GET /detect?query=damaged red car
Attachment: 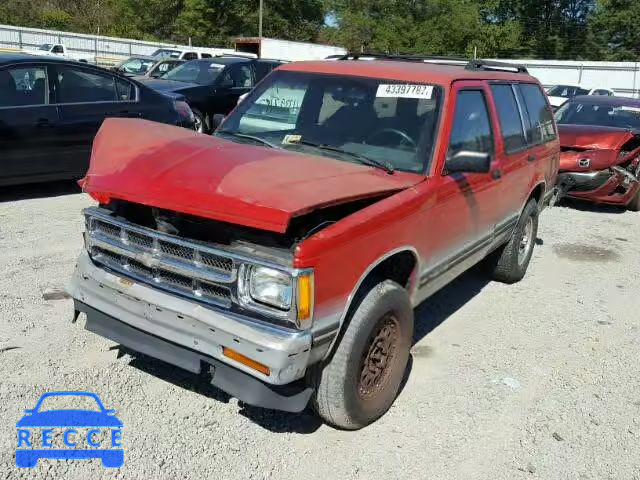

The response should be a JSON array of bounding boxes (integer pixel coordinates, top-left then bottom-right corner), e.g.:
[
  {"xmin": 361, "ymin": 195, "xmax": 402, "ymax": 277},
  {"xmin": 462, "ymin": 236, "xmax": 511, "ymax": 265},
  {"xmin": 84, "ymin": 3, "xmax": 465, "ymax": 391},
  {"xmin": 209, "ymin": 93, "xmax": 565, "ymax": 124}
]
[
  {"xmin": 555, "ymin": 96, "xmax": 640, "ymax": 210},
  {"xmin": 69, "ymin": 57, "xmax": 558, "ymax": 429}
]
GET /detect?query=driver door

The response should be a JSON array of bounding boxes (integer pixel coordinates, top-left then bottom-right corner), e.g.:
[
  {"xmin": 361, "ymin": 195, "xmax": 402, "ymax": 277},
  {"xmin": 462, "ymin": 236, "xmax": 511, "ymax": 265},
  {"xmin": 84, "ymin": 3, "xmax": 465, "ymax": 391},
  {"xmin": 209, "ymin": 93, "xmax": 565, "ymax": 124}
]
[{"xmin": 416, "ymin": 81, "xmax": 503, "ymax": 294}]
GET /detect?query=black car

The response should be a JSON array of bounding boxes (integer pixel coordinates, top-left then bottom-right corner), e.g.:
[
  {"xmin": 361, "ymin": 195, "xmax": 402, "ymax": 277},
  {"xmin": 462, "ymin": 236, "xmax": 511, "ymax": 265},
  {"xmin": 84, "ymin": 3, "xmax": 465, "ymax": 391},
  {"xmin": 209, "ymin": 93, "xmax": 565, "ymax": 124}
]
[
  {"xmin": 113, "ymin": 55, "xmax": 185, "ymax": 79},
  {"xmin": 0, "ymin": 53, "xmax": 195, "ymax": 187},
  {"xmin": 138, "ymin": 56, "xmax": 286, "ymax": 133}
]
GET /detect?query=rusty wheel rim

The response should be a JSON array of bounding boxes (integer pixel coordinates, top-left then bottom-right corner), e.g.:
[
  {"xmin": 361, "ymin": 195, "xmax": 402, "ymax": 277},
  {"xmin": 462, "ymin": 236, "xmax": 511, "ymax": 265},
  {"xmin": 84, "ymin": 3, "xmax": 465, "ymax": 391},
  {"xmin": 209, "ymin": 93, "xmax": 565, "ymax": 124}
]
[{"xmin": 358, "ymin": 314, "xmax": 401, "ymax": 400}]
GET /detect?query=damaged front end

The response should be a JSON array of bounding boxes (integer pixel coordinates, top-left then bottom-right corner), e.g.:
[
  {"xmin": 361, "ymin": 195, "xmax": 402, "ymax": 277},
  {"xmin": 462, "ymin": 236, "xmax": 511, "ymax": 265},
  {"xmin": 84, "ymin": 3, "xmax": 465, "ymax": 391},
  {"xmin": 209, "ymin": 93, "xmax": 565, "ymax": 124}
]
[{"xmin": 555, "ymin": 127, "xmax": 640, "ymax": 206}]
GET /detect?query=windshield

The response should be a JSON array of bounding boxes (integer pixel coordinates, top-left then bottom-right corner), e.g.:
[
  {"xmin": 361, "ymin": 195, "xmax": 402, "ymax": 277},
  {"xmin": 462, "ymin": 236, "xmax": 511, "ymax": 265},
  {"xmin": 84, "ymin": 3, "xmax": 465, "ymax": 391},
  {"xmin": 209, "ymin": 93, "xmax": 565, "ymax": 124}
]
[
  {"xmin": 547, "ymin": 85, "xmax": 590, "ymax": 98},
  {"xmin": 216, "ymin": 71, "xmax": 442, "ymax": 173},
  {"xmin": 38, "ymin": 44, "xmax": 53, "ymax": 51},
  {"xmin": 152, "ymin": 48, "xmax": 182, "ymax": 59},
  {"xmin": 161, "ymin": 60, "xmax": 225, "ymax": 85},
  {"xmin": 117, "ymin": 57, "xmax": 156, "ymax": 75},
  {"xmin": 555, "ymin": 101, "xmax": 640, "ymax": 129}
]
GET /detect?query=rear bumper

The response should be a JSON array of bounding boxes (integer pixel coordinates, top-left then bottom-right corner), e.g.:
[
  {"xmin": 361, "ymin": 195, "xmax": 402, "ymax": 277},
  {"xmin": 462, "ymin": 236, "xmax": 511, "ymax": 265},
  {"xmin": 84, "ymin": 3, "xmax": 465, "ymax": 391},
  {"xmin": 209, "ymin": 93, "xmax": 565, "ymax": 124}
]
[
  {"xmin": 556, "ymin": 168, "xmax": 639, "ymax": 206},
  {"xmin": 74, "ymin": 300, "xmax": 313, "ymax": 412}
]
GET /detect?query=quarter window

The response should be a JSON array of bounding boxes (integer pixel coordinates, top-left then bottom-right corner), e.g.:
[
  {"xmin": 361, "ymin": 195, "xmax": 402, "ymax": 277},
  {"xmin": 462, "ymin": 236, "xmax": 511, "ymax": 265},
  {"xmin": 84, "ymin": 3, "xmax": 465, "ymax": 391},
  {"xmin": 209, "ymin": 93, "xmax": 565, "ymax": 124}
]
[
  {"xmin": 0, "ymin": 66, "xmax": 48, "ymax": 107},
  {"xmin": 448, "ymin": 90, "xmax": 494, "ymax": 157},
  {"xmin": 518, "ymin": 83, "xmax": 556, "ymax": 144},
  {"xmin": 491, "ymin": 84, "xmax": 527, "ymax": 153}
]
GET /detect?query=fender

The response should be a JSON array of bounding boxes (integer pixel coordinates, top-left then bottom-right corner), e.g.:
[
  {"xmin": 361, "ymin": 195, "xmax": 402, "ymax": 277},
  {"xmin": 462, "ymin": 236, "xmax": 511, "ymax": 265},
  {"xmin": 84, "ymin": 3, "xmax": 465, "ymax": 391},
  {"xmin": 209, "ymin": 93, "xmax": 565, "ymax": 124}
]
[{"xmin": 321, "ymin": 246, "xmax": 420, "ymax": 361}]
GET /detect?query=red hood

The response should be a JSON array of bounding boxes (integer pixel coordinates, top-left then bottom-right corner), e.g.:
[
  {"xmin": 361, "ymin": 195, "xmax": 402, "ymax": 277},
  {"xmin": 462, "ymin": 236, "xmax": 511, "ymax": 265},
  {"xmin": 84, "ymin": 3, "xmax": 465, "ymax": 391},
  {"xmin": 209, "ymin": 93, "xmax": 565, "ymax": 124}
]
[
  {"xmin": 82, "ymin": 119, "xmax": 423, "ymax": 233},
  {"xmin": 558, "ymin": 124, "xmax": 636, "ymax": 150}
]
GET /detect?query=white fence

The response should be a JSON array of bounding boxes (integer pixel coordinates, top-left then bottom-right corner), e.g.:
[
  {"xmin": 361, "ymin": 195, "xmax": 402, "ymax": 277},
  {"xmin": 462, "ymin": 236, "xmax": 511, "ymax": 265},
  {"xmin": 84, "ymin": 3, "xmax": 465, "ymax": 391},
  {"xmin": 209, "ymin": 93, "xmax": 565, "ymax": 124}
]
[
  {"xmin": 514, "ymin": 59, "xmax": 640, "ymax": 98},
  {"xmin": 0, "ymin": 23, "xmax": 198, "ymax": 65}
]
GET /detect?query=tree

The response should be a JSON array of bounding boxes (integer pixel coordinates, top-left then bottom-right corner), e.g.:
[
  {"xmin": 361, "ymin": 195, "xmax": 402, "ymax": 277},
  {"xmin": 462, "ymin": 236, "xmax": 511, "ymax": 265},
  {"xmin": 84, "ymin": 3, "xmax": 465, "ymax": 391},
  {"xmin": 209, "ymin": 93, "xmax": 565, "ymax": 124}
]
[{"xmin": 590, "ymin": 0, "xmax": 640, "ymax": 60}]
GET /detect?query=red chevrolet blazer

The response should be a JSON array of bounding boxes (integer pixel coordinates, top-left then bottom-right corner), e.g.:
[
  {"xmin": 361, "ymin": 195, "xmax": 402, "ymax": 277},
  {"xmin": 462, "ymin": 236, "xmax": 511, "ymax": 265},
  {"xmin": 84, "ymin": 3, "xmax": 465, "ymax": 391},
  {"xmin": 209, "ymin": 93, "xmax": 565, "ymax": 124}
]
[{"xmin": 69, "ymin": 56, "xmax": 560, "ymax": 429}]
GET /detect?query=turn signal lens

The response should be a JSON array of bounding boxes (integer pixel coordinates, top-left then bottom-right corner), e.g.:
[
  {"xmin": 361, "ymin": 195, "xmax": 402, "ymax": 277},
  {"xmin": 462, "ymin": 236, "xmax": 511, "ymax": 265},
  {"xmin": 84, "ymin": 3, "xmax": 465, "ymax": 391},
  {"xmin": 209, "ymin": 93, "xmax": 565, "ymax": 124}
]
[
  {"xmin": 223, "ymin": 347, "xmax": 270, "ymax": 376},
  {"xmin": 296, "ymin": 273, "xmax": 313, "ymax": 322}
]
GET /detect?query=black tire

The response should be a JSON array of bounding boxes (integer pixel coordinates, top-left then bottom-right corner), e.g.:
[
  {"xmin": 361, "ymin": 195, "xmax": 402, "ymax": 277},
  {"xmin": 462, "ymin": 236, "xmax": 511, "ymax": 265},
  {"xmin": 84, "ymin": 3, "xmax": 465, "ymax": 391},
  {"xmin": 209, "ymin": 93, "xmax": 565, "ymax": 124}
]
[
  {"xmin": 192, "ymin": 108, "xmax": 208, "ymax": 133},
  {"xmin": 487, "ymin": 199, "xmax": 539, "ymax": 284},
  {"xmin": 627, "ymin": 188, "xmax": 640, "ymax": 212},
  {"xmin": 311, "ymin": 280, "xmax": 413, "ymax": 430}
]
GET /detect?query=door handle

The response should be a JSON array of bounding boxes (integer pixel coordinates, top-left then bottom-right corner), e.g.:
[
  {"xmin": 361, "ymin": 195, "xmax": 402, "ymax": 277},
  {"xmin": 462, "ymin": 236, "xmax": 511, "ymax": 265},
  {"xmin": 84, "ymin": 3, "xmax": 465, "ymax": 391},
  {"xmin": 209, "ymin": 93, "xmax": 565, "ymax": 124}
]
[
  {"xmin": 527, "ymin": 155, "xmax": 537, "ymax": 162},
  {"xmin": 491, "ymin": 169, "xmax": 502, "ymax": 180}
]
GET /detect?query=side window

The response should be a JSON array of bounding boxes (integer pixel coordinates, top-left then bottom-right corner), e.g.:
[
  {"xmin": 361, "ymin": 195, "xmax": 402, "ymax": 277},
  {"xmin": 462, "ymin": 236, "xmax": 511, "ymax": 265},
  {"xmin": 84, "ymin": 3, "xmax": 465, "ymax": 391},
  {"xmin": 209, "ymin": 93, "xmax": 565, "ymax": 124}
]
[
  {"xmin": 0, "ymin": 66, "xmax": 48, "ymax": 107},
  {"xmin": 593, "ymin": 89, "xmax": 611, "ymax": 96},
  {"xmin": 201, "ymin": 53, "xmax": 212, "ymax": 59},
  {"xmin": 183, "ymin": 52, "xmax": 198, "ymax": 60},
  {"xmin": 226, "ymin": 64, "xmax": 254, "ymax": 88},
  {"xmin": 56, "ymin": 66, "xmax": 118, "ymax": 103},
  {"xmin": 52, "ymin": 45, "xmax": 64, "ymax": 54},
  {"xmin": 115, "ymin": 77, "xmax": 135, "ymax": 101},
  {"xmin": 447, "ymin": 90, "xmax": 494, "ymax": 157},
  {"xmin": 490, "ymin": 84, "xmax": 527, "ymax": 153},
  {"xmin": 518, "ymin": 83, "xmax": 556, "ymax": 144}
]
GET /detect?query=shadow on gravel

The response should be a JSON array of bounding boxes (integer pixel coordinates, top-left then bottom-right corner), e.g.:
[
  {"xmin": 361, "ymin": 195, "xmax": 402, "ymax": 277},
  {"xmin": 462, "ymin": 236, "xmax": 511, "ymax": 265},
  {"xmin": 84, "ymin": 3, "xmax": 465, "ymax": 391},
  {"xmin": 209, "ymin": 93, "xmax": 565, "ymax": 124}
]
[
  {"xmin": 412, "ymin": 265, "xmax": 491, "ymax": 346},
  {"xmin": 0, "ymin": 180, "xmax": 81, "ymax": 203},
  {"xmin": 123, "ymin": 349, "xmax": 323, "ymax": 434},
  {"xmin": 557, "ymin": 198, "xmax": 627, "ymax": 214}
]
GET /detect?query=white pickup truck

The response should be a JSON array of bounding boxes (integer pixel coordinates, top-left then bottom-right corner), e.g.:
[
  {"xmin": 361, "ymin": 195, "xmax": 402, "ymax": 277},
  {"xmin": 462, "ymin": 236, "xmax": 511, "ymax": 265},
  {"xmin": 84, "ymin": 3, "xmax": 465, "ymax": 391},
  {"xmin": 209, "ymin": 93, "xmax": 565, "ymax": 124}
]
[{"xmin": 25, "ymin": 43, "xmax": 94, "ymax": 63}]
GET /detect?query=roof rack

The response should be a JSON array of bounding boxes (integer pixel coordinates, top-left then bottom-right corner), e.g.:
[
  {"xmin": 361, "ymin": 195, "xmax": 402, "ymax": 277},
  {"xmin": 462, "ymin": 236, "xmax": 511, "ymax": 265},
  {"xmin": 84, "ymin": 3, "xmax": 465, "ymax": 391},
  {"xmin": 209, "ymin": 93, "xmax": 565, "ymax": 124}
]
[
  {"xmin": 465, "ymin": 59, "xmax": 529, "ymax": 74},
  {"xmin": 338, "ymin": 52, "xmax": 529, "ymax": 74},
  {"xmin": 338, "ymin": 52, "xmax": 468, "ymax": 64}
]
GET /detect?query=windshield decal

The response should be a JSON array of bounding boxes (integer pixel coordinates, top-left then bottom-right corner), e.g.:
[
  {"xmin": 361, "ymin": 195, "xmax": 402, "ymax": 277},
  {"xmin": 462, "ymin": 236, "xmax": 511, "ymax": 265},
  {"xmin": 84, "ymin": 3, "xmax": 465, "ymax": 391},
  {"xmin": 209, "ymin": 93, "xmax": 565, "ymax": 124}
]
[
  {"xmin": 376, "ymin": 84, "xmax": 434, "ymax": 99},
  {"xmin": 209, "ymin": 63, "xmax": 225, "ymax": 69}
]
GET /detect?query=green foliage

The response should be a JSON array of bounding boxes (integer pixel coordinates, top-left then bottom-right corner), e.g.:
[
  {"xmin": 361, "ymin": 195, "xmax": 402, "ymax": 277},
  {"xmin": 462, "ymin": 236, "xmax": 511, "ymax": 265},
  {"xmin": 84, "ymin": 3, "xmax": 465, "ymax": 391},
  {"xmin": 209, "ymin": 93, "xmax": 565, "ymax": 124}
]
[{"xmin": 0, "ymin": 0, "xmax": 638, "ymax": 61}]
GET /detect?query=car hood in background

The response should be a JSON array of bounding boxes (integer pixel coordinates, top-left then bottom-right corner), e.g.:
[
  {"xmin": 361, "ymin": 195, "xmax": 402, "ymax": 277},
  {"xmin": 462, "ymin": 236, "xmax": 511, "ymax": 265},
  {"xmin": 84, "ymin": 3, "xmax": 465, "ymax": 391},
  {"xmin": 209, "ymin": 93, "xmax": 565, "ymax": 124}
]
[
  {"xmin": 81, "ymin": 119, "xmax": 424, "ymax": 233},
  {"xmin": 137, "ymin": 78, "xmax": 201, "ymax": 93},
  {"xmin": 547, "ymin": 96, "xmax": 569, "ymax": 108},
  {"xmin": 558, "ymin": 124, "xmax": 637, "ymax": 150}
]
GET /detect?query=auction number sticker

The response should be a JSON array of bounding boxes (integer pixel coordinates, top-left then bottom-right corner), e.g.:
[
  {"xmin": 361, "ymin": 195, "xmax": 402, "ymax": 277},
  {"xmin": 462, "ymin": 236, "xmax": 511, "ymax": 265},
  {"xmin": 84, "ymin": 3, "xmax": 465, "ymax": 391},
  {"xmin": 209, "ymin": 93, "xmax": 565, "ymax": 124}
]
[{"xmin": 377, "ymin": 84, "xmax": 434, "ymax": 99}]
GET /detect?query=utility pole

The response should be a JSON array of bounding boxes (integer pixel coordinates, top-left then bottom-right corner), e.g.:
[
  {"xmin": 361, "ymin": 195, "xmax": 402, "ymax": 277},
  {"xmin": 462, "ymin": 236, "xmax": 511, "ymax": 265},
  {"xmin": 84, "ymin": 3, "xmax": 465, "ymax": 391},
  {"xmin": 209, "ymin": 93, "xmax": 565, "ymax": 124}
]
[{"xmin": 259, "ymin": 0, "xmax": 264, "ymax": 38}]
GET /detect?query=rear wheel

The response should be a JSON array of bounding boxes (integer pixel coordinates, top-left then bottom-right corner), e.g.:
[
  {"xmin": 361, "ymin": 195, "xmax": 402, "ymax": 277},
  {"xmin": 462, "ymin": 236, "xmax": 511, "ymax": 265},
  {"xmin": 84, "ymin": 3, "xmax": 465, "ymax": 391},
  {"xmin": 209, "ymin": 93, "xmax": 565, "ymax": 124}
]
[
  {"xmin": 312, "ymin": 280, "xmax": 413, "ymax": 430},
  {"xmin": 487, "ymin": 199, "xmax": 539, "ymax": 284},
  {"xmin": 192, "ymin": 108, "xmax": 207, "ymax": 134},
  {"xmin": 627, "ymin": 187, "xmax": 640, "ymax": 212}
]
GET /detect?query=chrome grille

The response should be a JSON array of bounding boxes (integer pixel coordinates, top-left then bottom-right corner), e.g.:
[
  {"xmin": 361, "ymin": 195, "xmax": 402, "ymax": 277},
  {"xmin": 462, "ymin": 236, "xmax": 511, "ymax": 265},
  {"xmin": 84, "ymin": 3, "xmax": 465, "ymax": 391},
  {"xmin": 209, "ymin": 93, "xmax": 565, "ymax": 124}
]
[{"xmin": 85, "ymin": 210, "xmax": 236, "ymax": 309}]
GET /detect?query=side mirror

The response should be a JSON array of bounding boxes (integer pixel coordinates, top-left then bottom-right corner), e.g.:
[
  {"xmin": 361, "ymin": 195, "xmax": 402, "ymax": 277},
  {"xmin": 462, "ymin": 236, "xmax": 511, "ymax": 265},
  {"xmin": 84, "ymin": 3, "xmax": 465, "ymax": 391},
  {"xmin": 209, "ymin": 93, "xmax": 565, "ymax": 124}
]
[
  {"xmin": 211, "ymin": 114, "xmax": 225, "ymax": 131},
  {"xmin": 445, "ymin": 151, "xmax": 491, "ymax": 174}
]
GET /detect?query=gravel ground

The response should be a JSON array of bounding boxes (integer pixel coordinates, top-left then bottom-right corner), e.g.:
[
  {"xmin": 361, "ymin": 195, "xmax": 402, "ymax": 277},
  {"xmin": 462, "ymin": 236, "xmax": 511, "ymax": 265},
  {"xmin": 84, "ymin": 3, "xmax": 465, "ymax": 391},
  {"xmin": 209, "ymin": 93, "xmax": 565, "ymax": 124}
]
[{"xmin": 0, "ymin": 182, "xmax": 639, "ymax": 480}]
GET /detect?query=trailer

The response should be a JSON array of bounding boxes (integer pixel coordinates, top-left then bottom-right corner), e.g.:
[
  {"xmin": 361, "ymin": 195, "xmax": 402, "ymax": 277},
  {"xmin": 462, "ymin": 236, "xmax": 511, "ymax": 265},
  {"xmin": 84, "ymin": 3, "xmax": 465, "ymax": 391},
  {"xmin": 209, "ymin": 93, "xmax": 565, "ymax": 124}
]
[{"xmin": 235, "ymin": 37, "xmax": 346, "ymax": 62}]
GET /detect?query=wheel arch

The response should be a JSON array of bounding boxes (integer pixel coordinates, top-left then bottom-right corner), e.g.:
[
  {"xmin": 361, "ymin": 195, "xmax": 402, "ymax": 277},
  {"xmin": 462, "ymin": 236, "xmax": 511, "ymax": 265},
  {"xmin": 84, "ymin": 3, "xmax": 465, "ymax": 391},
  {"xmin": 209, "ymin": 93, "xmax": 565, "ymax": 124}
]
[{"xmin": 322, "ymin": 246, "xmax": 419, "ymax": 361}]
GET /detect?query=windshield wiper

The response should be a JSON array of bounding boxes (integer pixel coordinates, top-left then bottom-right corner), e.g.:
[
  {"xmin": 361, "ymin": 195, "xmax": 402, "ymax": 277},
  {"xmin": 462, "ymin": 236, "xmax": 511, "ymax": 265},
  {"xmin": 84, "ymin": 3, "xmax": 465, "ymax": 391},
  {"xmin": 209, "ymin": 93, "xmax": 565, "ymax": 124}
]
[
  {"xmin": 291, "ymin": 140, "xmax": 394, "ymax": 174},
  {"xmin": 217, "ymin": 131, "xmax": 280, "ymax": 149}
]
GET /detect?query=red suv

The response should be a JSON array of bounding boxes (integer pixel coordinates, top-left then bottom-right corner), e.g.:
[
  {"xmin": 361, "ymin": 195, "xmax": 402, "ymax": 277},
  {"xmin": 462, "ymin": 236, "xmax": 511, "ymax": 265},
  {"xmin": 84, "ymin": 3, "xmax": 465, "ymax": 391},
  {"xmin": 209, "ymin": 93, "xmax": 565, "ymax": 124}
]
[{"xmin": 69, "ymin": 55, "xmax": 559, "ymax": 429}]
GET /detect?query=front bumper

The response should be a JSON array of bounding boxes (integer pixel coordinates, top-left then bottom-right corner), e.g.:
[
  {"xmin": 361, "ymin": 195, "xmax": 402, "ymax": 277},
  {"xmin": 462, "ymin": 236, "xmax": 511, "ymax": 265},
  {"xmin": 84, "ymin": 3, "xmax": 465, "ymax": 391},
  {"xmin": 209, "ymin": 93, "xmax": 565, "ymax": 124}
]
[
  {"xmin": 69, "ymin": 251, "xmax": 314, "ymax": 396},
  {"xmin": 556, "ymin": 167, "xmax": 639, "ymax": 206}
]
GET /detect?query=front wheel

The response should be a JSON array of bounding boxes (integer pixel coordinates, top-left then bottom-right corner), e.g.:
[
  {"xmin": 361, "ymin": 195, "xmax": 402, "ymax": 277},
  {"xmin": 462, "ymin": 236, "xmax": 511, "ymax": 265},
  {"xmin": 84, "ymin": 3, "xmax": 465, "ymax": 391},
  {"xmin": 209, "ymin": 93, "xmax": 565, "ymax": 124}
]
[
  {"xmin": 311, "ymin": 280, "xmax": 413, "ymax": 430},
  {"xmin": 486, "ymin": 199, "xmax": 539, "ymax": 284}
]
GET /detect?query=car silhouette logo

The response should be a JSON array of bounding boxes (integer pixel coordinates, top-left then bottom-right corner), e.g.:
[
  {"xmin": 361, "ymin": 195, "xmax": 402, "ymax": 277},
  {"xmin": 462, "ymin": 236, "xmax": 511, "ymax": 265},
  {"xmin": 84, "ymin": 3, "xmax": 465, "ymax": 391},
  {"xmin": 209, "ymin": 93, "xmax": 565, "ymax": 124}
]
[{"xmin": 15, "ymin": 391, "xmax": 123, "ymax": 468}]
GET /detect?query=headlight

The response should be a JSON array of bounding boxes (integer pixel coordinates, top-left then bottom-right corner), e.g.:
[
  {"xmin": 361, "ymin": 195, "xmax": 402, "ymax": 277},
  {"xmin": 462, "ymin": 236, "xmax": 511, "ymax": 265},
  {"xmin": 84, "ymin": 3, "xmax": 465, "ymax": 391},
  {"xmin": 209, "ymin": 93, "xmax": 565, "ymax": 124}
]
[{"xmin": 247, "ymin": 266, "xmax": 293, "ymax": 310}]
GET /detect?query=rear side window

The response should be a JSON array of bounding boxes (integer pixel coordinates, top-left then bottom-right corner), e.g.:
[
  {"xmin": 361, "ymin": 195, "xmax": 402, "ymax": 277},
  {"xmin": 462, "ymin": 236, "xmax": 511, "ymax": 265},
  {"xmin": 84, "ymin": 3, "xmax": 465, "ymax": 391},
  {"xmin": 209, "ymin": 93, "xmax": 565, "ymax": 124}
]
[
  {"xmin": 518, "ymin": 84, "xmax": 556, "ymax": 144},
  {"xmin": 0, "ymin": 66, "xmax": 48, "ymax": 107},
  {"xmin": 448, "ymin": 90, "xmax": 494, "ymax": 157},
  {"xmin": 56, "ymin": 67, "xmax": 118, "ymax": 103},
  {"xmin": 201, "ymin": 53, "xmax": 212, "ymax": 59},
  {"xmin": 490, "ymin": 84, "xmax": 527, "ymax": 153},
  {"xmin": 183, "ymin": 52, "xmax": 198, "ymax": 60}
]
